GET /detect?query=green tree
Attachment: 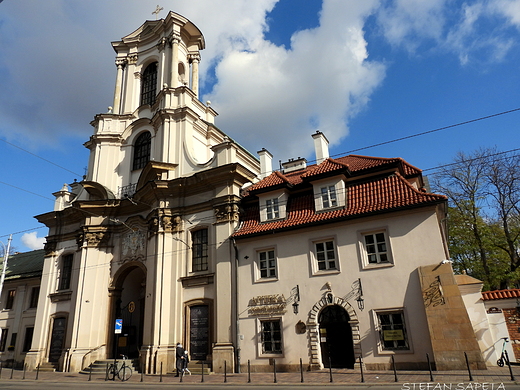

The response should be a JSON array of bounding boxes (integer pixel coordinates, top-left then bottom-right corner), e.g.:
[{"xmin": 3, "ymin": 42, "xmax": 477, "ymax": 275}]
[{"xmin": 433, "ymin": 148, "xmax": 520, "ymax": 290}]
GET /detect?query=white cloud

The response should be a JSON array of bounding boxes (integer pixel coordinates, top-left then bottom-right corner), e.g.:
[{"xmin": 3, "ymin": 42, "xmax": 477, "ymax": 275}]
[
  {"xmin": 206, "ymin": 0, "xmax": 385, "ymax": 161},
  {"xmin": 21, "ymin": 232, "xmax": 46, "ymax": 250},
  {"xmin": 375, "ymin": 0, "xmax": 520, "ymax": 66}
]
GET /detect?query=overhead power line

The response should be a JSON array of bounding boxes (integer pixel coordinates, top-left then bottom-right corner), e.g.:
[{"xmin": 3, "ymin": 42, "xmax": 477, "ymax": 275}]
[
  {"xmin": 337, "ymin": 107, "xmax": 520, "ymax": 157},
  {"xmin": 0, "ymin": 138, "xmax": 82, "ymax": 177}
]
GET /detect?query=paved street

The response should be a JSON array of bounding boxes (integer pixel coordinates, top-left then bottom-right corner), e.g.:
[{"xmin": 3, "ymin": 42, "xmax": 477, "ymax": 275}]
[{"xmin": 1, "ymin": 366, "xmax": 520, "ymax": 389}]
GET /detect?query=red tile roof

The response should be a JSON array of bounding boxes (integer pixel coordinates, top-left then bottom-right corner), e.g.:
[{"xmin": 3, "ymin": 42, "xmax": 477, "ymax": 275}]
[
  {"xmin": 482, "ymin": 289, "xmax": 520, "ymax": 301},
  {"xmin": 234, "ymin": 172, "xmax": 446, "ymax": 238}
]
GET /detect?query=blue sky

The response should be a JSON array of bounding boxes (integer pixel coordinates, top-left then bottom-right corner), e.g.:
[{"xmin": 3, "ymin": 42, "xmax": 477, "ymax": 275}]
[{"xmin": 1, "ymin": 0, "xmax": 519, "ymax": 252}]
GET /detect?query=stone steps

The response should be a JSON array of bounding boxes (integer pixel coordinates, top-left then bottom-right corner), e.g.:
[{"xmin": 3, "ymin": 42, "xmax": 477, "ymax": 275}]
[{"xmin": 79, "ymin": 359, "xmax": 139, "ymax": 375}]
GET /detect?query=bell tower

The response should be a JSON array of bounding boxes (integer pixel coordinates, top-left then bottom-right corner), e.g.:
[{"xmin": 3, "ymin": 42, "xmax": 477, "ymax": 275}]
[{"xmin": 84, "ymin": 12, "xmax": 256, "ymax": 199}]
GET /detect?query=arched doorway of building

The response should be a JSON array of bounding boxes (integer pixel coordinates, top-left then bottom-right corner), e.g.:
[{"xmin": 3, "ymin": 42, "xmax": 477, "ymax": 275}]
[
  {"xmin": 319, "ymin": 305, "xmax": 355, "ymax": 368},
  {"xmin": 110, "ymin": 264, "xmax": 146, "ymax": 359}
]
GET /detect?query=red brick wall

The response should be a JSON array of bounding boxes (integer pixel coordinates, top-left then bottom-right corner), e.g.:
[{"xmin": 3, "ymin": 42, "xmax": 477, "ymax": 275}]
[{"xmin": 502, "ymin": 308, "xmax": 520, "ymax": 360}]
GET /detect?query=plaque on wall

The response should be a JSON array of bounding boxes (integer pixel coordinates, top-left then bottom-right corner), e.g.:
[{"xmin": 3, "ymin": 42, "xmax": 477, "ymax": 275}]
[{"xmin": 190, "ymin": 305, "xmax": 209, "ymax": 361}]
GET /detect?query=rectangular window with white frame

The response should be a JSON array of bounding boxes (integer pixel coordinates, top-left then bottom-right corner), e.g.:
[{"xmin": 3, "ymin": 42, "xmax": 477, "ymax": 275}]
[
  {"xmin": 375, "ymin": 309, "xmax": 410, "ymax": 351},
  {"xmin": 266, "ymin": 198, "xmax": 279, "ymax": 220},
  {"xmin": 321, "ymin": 185, "xmax": 337, "ymax": 208},
  {"xmin": 360, "ymin": 229, "xmax": 393, "ymax": 268},
  {"xmin": 259, "ymin": 318, "xmax": 283, "ymax": 355},
  {"xmin": 257, "ymin": 249, "xmax": 277, "ymax": 279},
  {"xmin": 313, "ymin": 239, "xmax": 339, "ymax": 272}
]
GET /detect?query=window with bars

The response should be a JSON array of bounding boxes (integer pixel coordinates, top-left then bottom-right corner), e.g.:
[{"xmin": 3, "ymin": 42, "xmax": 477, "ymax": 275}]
[
  {"xmin": 59, "ymin": 254, "xmax": 73, "ymax": 291},
  {"xmin": 377, "ymin": 310, "xmax": 409, "ymax": 350},
  {"xmin": 260, "ymin": 319, "xmax": 282, "ymax": 354},
  {"xmin": 133, "ymin": 132, "xmax": 151, "ymax": 170},
  {"xmin": 364, "ymin": 232, "xmax": 390, "ymax": 264},
  {"xmin": 315, "ymin": 240, "xmax": 337, "ymax": 271},
  {"xmin": 140, "ymin": 62, "xmax": 158, "ymax": 106},
  {"xmin": 258, "ymin": 249, "xmax": 277, "ymax": 279},
  {"xmin": 192, "ymin": 229, "xmax": 209, "ymax": 272},
  {"xmin": 321, "ymin": 185, "xmax": 337, "ymax": 208}
]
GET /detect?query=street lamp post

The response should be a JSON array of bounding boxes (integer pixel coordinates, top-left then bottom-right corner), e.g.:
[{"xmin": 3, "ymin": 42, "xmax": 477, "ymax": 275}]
[{"xmin": 0, "ymin": 234, "xmax": 13, "ymax": 305}]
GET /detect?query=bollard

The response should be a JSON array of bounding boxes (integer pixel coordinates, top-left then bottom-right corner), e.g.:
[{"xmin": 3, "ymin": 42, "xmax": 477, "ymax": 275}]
[
  {"xmin": 300, "ymin": 358, "xmax": 304, "ymax": 383},
  {"xmin": 23, "ymin": 363, "xmax": 26, "ymax": 380},
  {"xmin": 359, "ymin": 355, "xmax": 364, "ymax": 383},
  {"xmin": 224, "ymin": 360, "xmax": 227, "ymax": 383},
  {"xmin": 105, "ymin": 362, "xmax": 109, "ymax": 381},
  {"xmin": 464, "ymin": 352, "xmax": 473, "ymax": 382},
  {"xmin": 391, "ymin": 355, "xmax": 398, "ymax": 382},
  {"xmin": 273, "ymin": 359, "xmax": 277, "ymax": 383},
  {"xmin": 505, "ymin": 350, "xmax": 515, "ymax": 381},
  {"xmin": 10, "ymin": 364, "xmax": 14, "ymax": 379},
  {"xmin": 329, "ymin": 356, "xmax": 333, "ymax": 383},
  {"xmin": 159, "ymin": 361, "xmax": 163, "ymax": 382},
  {"xmin": 141, "ymin": 364, "xmax": 144, "ymax": 382},
  {"xmin": 35, "ymin": 364, "xmax": 40, "ymax": 380},
  {"xmin": 0, "ymin": 361, "xmax": 2, "ymax": 379},
  {"xmin": 248, "ymin": 359, "xmax": 251, "ymax": 383},
  {"xmin": 201, "ymin": 360, "xmax": 205, "ymax": 383},
  {"xmin": 88, "ymin": 363, "xmax": 92, "ymax": 381},
  {"xmin": 426, "ymin": 353, "xmax": 434, "ymax": 382}
]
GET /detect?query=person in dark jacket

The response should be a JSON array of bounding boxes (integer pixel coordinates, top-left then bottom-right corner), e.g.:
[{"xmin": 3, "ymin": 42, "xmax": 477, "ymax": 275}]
[{"xmin": 175, "ymin": 343, "xmax": 185, "ymax": 376}]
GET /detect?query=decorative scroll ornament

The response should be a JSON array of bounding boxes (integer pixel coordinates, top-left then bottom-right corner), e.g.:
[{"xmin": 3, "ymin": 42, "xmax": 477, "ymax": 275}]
[
  {"xmin": 44, "ymin": 240, "xmax": 57, "ymax": 256},
  {"xmin": 85, "ymin": 231, "xmax": 110, "ymax": 247},
  {"xmin": 423, "ymin": 275, "xmax": 446, "ymax": 308},
  {"xmin": 214, "ymin": 203, "xmax": 239, "ymax": 223},
  {"xmin": 127, "ymin": 54, "xmax": 138, "ymax": 65}
]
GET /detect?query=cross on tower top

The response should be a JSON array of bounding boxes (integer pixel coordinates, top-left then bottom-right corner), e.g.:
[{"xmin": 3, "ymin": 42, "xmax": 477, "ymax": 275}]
[{"xmin": 152, "ymin": 5, "xmax": 163, "ymax": 20}]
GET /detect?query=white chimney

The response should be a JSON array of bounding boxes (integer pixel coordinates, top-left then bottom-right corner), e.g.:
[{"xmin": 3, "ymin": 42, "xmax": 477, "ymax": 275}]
[
  {"xmin": 312, "ymin": 131, "xmax": 329, "ymax": 164},
  {"xmin": 258, "ymin": 148, "xmax": 273, "ymax": 179}
]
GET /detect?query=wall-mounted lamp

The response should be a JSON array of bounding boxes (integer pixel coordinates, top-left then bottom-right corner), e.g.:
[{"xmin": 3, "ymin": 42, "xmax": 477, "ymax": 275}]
[
  {"xmin": 292, "ymin": 285, "xmax": 300, "ymax": 314},
  {"xmin": 356, "ymin": 278, "xmax": 365, "ymax": 311}
]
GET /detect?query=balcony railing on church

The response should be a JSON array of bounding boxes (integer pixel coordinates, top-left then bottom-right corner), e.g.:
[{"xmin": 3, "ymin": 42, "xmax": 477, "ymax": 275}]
[{"xmin": 117, "ymin": 183, "xmax": 137, "ymax": 199}]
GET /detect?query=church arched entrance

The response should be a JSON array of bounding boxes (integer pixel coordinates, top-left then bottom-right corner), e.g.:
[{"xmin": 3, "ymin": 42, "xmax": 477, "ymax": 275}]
[
  {"xmin": 318, "ymin": 305, "xmax": 355, "ymax": 368},
  {"xmin": 109, "ymin": 264, "xmax": 146, "ymax": 359}
]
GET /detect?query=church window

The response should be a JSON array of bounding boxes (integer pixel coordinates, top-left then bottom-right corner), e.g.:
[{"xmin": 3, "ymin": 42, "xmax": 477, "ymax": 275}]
[
  {"xmin": 133, "ymin": 132, "xmax": 151, "ymax": 170},
  {"xmin": 58, "ymin": 254, "xmax": 73, "ymax": 291},
  {"xmin": 140, "ymin": 62, "xmax": 158, "ymax": 106},
  {"xmin": 191, "ymin": 229, "xmax": 209, "ymax": 272}
]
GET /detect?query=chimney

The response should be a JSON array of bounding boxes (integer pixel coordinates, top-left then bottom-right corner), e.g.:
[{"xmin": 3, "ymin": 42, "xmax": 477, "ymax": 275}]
[
  {"xmin": 258, "ymin": 148, "xmax": 273, "ymax": 179},
  {"xmin": 312, "ymin": 131, "xmax": 329, "ymax": 164}
]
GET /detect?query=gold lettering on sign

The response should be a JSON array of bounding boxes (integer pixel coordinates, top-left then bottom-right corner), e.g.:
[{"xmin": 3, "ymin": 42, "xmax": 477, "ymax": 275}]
[{"xmin": 248, "ymin": 294, "xmax": 286, "ymax": 315}]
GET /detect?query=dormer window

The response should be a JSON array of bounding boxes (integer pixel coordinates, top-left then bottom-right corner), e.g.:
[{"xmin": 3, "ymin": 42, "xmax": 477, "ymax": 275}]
[
  {"xmin": 321, "ymin": 186, "xmax": 337, "ymax": 208},
  {"xmin": 266, "ymin": 199, "xmax": 279, "ymax": 219},
  {"xmin": 313, "ymin": 177, "xmax": 345, "ymax": 212},
  {"xmin": 259, "ymin": 191, "xmax": 287, "ymax": 222}
]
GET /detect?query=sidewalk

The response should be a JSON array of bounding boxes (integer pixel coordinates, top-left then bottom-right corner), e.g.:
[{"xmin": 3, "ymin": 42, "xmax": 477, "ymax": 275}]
[{"xmin": 0, "ymin": 366, "xmax": 519, "ymax": 386}]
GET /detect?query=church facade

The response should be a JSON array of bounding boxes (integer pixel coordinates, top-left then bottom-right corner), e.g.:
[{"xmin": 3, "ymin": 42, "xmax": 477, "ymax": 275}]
[{"xmin": 25, "ymin": 12, "xmax": 258, "ymax": 374}]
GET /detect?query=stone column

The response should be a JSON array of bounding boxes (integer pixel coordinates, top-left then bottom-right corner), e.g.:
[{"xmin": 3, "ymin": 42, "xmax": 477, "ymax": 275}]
[
  {"xmin": 169, "ymin": 34, "xmax": 180, "ymax": 88},
  {"xmin": 112, "ymin": 60, "xmax": 126, "ymax": 114},
  {"xmin": 189, "ymin": 54, "xmax": 200, "ymax": 97}
]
